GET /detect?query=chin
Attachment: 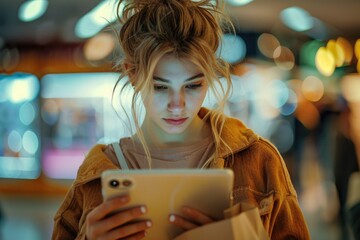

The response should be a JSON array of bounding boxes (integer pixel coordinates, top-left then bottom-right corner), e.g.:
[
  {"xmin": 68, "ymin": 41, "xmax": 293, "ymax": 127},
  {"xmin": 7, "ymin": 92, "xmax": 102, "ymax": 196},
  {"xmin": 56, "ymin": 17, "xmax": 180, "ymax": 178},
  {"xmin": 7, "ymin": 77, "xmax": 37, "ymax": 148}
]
[{"xmin": 162, "ymin": 125, "xmax": 188, "ymax": 135}]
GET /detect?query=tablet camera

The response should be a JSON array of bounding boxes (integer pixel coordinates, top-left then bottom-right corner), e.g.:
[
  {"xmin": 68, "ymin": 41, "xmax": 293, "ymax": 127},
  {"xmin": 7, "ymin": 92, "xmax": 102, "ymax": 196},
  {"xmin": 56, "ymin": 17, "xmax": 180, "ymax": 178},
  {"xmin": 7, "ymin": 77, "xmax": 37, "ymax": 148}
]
[
  {"xmin": 109, "ymin": 179, "xmax": 120, "ymax": 188},
  {"xmin": 122, "ymin": 179, "xmax": 132, "ymax": 187}
]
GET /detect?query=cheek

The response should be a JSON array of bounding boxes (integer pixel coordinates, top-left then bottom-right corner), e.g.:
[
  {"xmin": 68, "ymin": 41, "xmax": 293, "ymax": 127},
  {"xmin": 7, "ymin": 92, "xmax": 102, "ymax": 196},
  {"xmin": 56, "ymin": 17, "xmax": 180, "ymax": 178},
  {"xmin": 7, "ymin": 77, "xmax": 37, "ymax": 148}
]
[
  {"xmin": 147, "ymin": 94, "xmax": 167, "ymax": 111},
  {"xmin": 187, "ymin": 89, "xmax": 207, "ymax": 106}
]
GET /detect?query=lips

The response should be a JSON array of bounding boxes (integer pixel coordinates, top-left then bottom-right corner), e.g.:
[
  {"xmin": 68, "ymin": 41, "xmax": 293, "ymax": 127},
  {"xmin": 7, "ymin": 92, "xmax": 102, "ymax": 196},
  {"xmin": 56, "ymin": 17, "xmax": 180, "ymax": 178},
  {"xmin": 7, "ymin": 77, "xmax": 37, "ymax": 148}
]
[{"xmin": 163, "ymin": 118, "xmax": 188, "ymax": 125}]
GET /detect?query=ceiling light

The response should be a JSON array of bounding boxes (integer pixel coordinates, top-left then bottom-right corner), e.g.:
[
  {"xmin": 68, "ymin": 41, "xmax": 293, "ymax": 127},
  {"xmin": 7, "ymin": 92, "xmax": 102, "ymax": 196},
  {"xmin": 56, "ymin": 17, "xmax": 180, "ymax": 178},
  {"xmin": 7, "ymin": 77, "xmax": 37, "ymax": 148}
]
[
  {"xmin": 280, "ymin": 6, "xmax": 314, "ymax": 32},
  {"xmin": 226, "ymin": 0, "xmax": 253, "ymax": 6},
  {"xmin": 75, "ymin": 0, "xmax": 122, "ymax": 39},
  {"xmin": 18, "ymin": 0, "xmax": 48, "ymax": 22}
]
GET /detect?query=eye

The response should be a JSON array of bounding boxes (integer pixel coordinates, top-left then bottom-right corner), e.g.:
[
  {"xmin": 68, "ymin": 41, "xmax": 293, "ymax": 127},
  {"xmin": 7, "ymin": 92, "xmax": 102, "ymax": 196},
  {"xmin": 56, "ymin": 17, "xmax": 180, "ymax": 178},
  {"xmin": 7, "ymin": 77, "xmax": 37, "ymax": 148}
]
[
  {"xmin": 185, "ymin": 83, "xmax": 203, "ymax": 89},
  {"xmin": 154, "ymin": 84, "xmax": 168, "ymax": 91}
]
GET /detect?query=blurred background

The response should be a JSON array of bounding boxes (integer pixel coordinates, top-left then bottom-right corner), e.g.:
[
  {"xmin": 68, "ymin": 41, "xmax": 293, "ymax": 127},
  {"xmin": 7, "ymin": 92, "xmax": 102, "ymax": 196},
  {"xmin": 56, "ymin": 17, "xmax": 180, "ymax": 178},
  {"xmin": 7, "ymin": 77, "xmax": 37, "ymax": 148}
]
[{"xmin": 1, "ymin": 0, "xmax": 360, "ymax": 239}]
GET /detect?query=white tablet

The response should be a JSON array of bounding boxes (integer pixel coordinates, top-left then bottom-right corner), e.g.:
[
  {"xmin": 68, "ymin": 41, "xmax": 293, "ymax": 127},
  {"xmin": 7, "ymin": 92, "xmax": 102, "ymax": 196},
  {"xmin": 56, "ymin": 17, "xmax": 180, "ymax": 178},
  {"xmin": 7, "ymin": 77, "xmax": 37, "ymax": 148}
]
[{"xmin": 101, "ymin": 169, "xmax": 234, "ymax": 240}]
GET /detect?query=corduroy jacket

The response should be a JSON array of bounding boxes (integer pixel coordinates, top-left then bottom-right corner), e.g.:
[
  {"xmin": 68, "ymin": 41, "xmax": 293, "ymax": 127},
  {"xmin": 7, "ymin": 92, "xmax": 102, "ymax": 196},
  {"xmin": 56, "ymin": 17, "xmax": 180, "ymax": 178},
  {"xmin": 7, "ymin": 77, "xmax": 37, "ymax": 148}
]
[{"xmin": 52, "ymin": 108, "xmax": 310, "ymax": 239}]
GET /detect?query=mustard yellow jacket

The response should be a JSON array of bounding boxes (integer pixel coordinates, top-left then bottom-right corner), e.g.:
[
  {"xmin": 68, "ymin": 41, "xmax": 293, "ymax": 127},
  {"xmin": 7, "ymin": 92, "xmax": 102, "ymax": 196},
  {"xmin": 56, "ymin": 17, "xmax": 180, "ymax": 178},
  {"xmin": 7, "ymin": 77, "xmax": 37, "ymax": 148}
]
[{"xmin": 52, "ymin": 108, "xmax": 310, "ymax": 239}]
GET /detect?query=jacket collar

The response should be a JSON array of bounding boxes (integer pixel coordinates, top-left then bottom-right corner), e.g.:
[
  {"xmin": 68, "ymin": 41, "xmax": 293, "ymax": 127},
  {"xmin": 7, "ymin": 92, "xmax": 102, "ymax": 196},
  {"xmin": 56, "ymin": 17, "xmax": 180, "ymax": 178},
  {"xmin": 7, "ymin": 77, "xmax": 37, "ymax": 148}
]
[
  {"xmin": 75, "ymin": 108, "xmax": 258, "ymax": 185},
  {"xmin": 198, "ymin": 107, "xmax": 258, "ymax": 158}
]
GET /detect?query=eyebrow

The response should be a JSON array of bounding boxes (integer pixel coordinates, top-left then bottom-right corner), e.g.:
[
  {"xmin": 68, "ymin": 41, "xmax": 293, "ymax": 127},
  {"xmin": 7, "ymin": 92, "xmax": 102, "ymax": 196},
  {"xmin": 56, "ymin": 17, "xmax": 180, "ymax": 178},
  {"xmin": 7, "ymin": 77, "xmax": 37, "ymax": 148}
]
[{"xmin": 153, "ymin": 73, "xmax": 204, "ymax": 83}]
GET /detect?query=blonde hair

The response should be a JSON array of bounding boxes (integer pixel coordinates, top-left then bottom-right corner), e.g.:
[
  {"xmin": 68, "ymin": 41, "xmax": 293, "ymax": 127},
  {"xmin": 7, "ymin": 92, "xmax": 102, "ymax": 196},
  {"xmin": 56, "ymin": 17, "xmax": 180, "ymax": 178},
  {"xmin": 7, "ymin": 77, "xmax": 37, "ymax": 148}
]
[{"xmin": 113, "ymin": 0, "xmax": 233, "ymax": 167}]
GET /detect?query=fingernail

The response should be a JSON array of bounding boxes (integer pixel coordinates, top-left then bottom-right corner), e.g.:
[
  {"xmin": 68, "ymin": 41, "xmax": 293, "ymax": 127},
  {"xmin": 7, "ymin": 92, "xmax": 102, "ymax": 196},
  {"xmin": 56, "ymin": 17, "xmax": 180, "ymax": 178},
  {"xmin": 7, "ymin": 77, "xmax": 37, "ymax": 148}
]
[
  {"xmin": 169, "ymin": 214, "xmax": 176, "ymax": 222},
  {"xmin": 140, "ymin": 206, "xmax": 147, "ymax": 214},
  {"xmin": 146, "ymin": 220, "xmax": 152, "ymax": 227}
]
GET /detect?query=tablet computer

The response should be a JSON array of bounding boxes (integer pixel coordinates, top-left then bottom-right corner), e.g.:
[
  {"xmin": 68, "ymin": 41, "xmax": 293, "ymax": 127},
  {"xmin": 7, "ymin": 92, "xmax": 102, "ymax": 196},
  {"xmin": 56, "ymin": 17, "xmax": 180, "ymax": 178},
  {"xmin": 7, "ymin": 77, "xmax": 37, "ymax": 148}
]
[{"xmin": 101, "ymin": 169, "xmax": 234, "ymax": 240}]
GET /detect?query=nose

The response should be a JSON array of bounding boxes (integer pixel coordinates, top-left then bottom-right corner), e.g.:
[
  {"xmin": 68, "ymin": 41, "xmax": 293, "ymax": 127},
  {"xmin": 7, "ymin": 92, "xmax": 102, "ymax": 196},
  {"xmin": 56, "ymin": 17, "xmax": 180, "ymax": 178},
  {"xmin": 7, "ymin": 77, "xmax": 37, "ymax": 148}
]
[{"xmin": 167, "ymin": 89, "xmax": 185, "ymax": 113}]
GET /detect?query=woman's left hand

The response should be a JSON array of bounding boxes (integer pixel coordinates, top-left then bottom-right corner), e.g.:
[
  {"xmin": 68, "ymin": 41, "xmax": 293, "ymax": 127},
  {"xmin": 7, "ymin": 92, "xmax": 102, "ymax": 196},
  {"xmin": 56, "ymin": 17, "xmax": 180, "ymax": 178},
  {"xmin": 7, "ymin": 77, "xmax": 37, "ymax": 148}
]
[{"xmin": 168, "ymin": 206, "xmax": 215, "ymax": 230}]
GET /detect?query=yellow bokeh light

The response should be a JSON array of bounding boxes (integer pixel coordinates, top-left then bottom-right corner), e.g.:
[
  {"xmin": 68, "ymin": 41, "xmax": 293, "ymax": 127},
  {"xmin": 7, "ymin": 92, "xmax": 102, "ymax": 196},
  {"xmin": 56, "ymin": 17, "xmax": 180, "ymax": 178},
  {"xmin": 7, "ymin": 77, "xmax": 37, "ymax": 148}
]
[
  {"xmin": 315, "ymin": 46, "xmax": 335, "ymax": 77},
  {"xmin": 301, "ymin": 76, "xmax": 324, "ymax": 102},
  {"xmin": 327, "ymin": 39, "xmax": 345, "ymax": 67},
  {"xmin": 337, "ymin": 37, "xmax": 353, "ymax": 64},
  {"xmin": 257, "ymin": 33, "xmax": 280, "ymax": 59},
  {"xmin": 273, "ymin": 46, "xmax": 295, "ymax": 70},
  {"xmin": 358, "ymin": 60, "xmax": 360, "ymax": 73},
  {"xmin": 355, "ymin": 39, "xmax": 360, "ymax": 60}
]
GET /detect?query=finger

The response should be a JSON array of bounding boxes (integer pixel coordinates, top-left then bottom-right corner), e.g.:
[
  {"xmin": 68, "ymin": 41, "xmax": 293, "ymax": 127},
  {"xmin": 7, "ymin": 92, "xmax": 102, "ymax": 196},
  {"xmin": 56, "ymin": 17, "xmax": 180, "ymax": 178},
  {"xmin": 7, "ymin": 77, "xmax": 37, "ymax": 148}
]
[
  {"xmin": 101, "ymin": 221, "xmax": 152, "ymax": 240},
  {"xmin": 168, "ymin": 214, "xmax": 198, "ymax": 230},
  {"xmin": 94, "ymin": 205, "xmax": 148, "ymax": 234},
  {"xmin": 181, "ymin": 206, "xmax": 214, "ymax": 225},
  {"xmin": 87, "ymin": 195, "xmax": 130, "ymax": 224},
  {"xmin": 123, "ymin": 231, "xmax": 147, "ymax": 240}
]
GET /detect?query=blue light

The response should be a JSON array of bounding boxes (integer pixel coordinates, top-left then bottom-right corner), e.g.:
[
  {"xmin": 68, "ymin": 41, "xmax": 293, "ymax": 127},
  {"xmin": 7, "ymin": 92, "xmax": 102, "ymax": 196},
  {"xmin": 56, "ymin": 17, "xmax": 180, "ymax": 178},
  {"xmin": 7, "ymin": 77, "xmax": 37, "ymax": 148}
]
[
  {"xmin": 280, "ymin": 89, "xmax": 298, "ymax": 116},
  {"xmin": 226, "ymin": 0, "xmax": 253, "ymax": 6},
  {"xmin": 18, "ymin": 0, "xmax": 48, "ymax": 22},
  {"xmin": 23, "ymin": 131, "xmax": 39, "ymax": 155},
  {"xmin": 216, "ymin": 34, "xmax": 247, "ymax": 64},
  {"xmin": 7, "ymin": 73, "xmax": 40, "ymax": 103},
  {"xmin": 8, "ymin": 130, "xmax": 22, "ymax": 152},
  {"xmin": 267, "ymin": 80, "xmax": 289, "ymax": 108},
  {"xmin": 280, "ymin": 7, "xmax": 314, "ymax": 32},
  {"xmin": 19, "ymin": 102, "xmax": 36, "ymax": 125},
  {"xmin": 75, "ymin": 0, "xmax": 121, "ymax": 38}
]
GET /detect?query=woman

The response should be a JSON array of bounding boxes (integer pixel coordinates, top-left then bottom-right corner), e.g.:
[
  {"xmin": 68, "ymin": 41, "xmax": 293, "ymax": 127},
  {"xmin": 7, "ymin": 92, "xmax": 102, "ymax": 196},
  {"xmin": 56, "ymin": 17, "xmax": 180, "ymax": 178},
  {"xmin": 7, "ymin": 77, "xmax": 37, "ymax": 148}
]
[{"xmin": 52, "ymin": 0, "xmax": 310, "ymax": 239}]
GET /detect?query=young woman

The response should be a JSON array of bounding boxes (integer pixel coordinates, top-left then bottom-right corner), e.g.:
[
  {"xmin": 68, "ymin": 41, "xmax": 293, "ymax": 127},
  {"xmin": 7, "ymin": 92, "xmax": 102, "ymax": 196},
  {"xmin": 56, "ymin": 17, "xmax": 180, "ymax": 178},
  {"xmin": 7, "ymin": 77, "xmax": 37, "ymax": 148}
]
[{"xmin": 52, "ymin": 0, "xmax": 310, "ymax": 239}]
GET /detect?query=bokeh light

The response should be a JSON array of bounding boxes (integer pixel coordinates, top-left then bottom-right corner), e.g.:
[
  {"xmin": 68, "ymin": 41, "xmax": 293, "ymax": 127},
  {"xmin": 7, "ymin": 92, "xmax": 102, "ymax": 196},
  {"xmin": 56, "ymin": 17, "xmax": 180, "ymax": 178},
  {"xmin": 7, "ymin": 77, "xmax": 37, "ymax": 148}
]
[
  {"xmin": 337, "ymin": 37, "xmax": 353, "ymax": 64},
  {"xmin": 326, "ymin": 39, "xmax": 345, "ymax": 67},
  {"xmin": 302, "ymin": 76, "xmax": 324, "ymax": 102},
  {"xmin": 299, "ymin": 40, "xmax": 324, "ymax": 67},
  {"xmin": 265, "ymin": 80, "xmax": 289, "ymax": 108},
  {"xmin": 341, "ymin": 74, "xmax": 360, "ymax": 102},
  {"xmin": 315, "ymin": 46, "xmax": 335, "ymax": 77},
  {"xmin": 41, "ymin": 99, "xmax": 60, "ymax": 125},
  {"xmin": 217, "ymin": 34, "xmax": 247, "ymax": 64},
  {"xmin": 295, "ymin": 100, "xmax": 320, "ymax": 129},
  {"xmin": 18, "ymin": 0, "xmax": 48, "ymax": 22},
  {"xmin": 83, "ymin": 33, "xmax": 116, "ymax": 61},
  {"xmin": 257, "ymin": 33, "xmax": 280, "ymax": 59},
  {"xmin": 280, "ymin": 7, "xmax": 314, "ymax": 32},
  {"xmin": 273, "ymin": 46, "xmax": 295, "ymax": 70},
  {"xmin": 22, "ymin": 131, "xmax": 39, "ymax": 155},
  {"xmin": 8, "ymin": 74, "xmax": 40, "ymax": 103},
  {"xmin": 19, "ymin": 102, "xmax": 36, "ymax": 126},
  {"xmin": 280, "ymin": 88, "xmax": 298, "ymax": 116},
  {"xmin": 355, "ymin": 39, "xmax": 360, "ymax": 60},
  {"xmin": 226, "ymin": 0, "xmax": 253, "ymax": 6},
  {"xmin": 8, "ymin": 130, "xmax": 22, "ymax": 152}
]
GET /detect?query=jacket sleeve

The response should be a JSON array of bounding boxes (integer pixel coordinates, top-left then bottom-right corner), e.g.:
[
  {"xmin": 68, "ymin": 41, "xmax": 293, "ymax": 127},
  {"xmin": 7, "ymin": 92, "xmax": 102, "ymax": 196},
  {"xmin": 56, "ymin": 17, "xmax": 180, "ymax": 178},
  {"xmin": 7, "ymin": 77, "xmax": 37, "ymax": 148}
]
[
  {"xmin": 270, "ymin": 194, "xmax": 310, "ymax": 239},
  {"xmin": 262, "ymin": 140, "xmax": 310, "ymax": 239},
  {"xmin": 52, "ymin": 184, "xmax": 83, "ymax": 240}
]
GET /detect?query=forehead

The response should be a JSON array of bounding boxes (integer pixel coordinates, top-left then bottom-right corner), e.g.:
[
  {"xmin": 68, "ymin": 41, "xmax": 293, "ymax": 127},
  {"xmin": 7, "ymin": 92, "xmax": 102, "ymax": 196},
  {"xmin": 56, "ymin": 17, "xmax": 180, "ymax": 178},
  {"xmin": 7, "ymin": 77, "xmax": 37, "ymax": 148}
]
[{"xmin": 153, "ymin": 54, "xmax": 201, "ymax": 80}]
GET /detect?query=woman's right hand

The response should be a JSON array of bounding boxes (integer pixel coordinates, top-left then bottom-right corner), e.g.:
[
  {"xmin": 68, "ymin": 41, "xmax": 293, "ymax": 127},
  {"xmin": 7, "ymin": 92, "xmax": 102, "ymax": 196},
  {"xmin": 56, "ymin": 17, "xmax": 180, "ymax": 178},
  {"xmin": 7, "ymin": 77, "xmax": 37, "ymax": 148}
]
[{"xmin": 85, "ymin": 195, "xmax": 152, "ymax": 240}]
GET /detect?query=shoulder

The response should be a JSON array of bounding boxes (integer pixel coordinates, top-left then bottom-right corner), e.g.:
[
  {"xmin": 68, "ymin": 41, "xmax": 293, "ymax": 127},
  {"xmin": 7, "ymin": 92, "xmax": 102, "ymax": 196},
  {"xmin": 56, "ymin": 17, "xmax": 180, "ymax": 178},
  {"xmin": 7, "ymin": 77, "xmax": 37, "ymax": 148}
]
[
  {"xmin": 74, "ymin": 144, "xmax": 118, "ymax": 186},
  {"xmin": 231, "ymin": 137, "xmax": 297, "ymax": 197}
]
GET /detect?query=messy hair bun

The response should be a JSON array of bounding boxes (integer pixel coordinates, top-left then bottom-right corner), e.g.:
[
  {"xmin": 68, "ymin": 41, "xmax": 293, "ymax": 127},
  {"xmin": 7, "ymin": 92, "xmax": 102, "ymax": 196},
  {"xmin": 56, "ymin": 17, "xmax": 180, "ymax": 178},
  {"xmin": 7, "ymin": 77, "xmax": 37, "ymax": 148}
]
[{"xmin": 117, "ymin": 0, "xmax": 226, "ymax": 61}]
